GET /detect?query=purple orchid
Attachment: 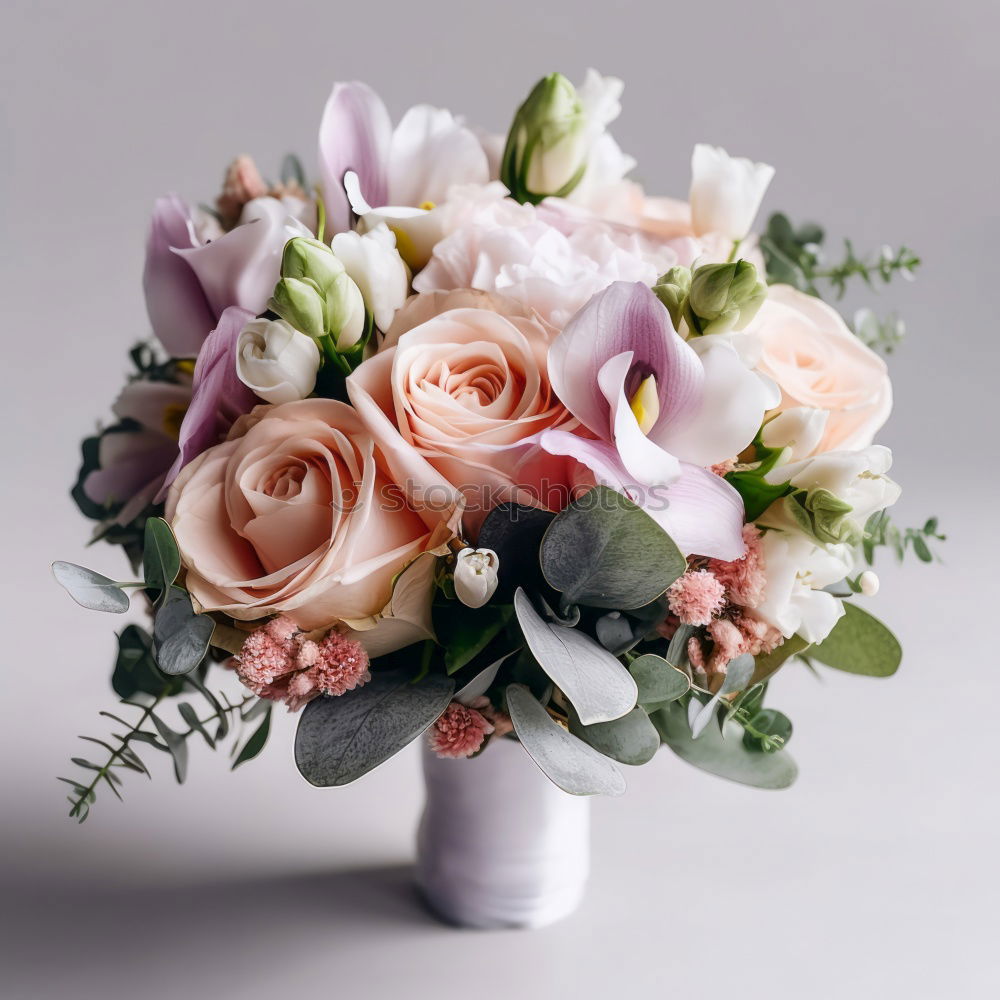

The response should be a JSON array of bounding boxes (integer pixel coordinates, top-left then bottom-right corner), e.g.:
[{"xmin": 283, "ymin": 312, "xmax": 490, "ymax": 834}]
[
  {"xmin": 535, "ymin": 281, "xmax": 778, "ymax": 561},
  {"xmin": 142, "ymin": 195, "xmax": 216, "ymax": 358},
  {"xmin": 156, "ymin": 306, "xmax": 258, "ymax": 501}
]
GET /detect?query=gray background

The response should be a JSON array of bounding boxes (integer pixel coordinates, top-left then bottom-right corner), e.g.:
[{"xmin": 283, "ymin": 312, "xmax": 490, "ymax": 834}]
[{"xmin": 2, "ymin": 1, "xmax": 997, "ymax": 997}]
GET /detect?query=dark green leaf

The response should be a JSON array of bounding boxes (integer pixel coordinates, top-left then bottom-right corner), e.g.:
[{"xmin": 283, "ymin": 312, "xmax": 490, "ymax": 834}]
[
  {"xmin": 568, "ymin": 706, "xmax": 660, "ymax": 766},
  {"xmin": 113, "ymin": 625, "xmax": 182, "ymax": 699},
  {"xmin": 280, "ymin": 153, "xmax": 307, "ymax": 187},
  {"xmin": 150, "ymin": 714, "xmax": 189, "ymax": 783},
  {"xmin": 750, "ymin": 633, "xmax": 810, "ymax": 686},
  {"xmin": 52, "ymin": 561, "xmax": 129, "ymax": 614},
  {"xmin": 506, "ymin": 684, "xmax": 626, "ymax": 796},
  {"xmin": 153, "ymin": 588, "xmax": 214, "ymax": 675},
  {"xmin": 629, "ymin": 653, "xmax": 689, "ymax": 707},
  {"xmin": 295, "ymin": 670, "xmax": 454, "ymax": 786},
  {"xmin": 433, "ymin": 598, "xmax": 513, "ymax": 675},
  {"xmin": 143, "ymin": 517, "xmax": 181, "ymax": 599},
  {"xmin": 742, "ymin": 708, "xmax": 793, "ymax": 753},
  {"xmin": 540, "ymin": 486, "xmax": 686, "ymax": 609},
  {"xmin": 809, "ymin": 603, "xmax": 901, "ymax": 677},
  {"xmin": 233, "ymin": 707, "xmax": 272, "ymax": 769},
  {"xmin": 178, "ymin": 702, "xmax": 215, "ymax": 748},
  {"xmin": 652, "ymin": 700, "xmax": 798, "ymax": 789},
  {"xmin": 476, "ymin": 502, "xmax": 555, "ymax": 602}
]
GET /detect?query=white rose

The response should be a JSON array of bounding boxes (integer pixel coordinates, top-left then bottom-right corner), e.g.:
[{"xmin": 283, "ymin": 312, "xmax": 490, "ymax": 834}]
[
  {"xmin": 689, "ymin": 144, "xmax": 775, "ymax": 241},
  {"xmin": 331, "ymin": 224, "xmax": 410, "ymax": 333},
  {"xmin": 236, "ymin": 319, "xmax": 320, "ymax": 405}
]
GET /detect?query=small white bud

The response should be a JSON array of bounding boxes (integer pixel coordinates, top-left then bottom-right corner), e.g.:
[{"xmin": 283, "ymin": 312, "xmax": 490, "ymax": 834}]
[
  {"xmin": 689, "ymin": 144, "xmax": 775, "ymax": 241},
  {"xmin": 454, "ymin": 547, "xmax": 500, "ymax": 609},
  {"xmin": 236, "ymin": 318, "xmax": 320, "ymax": 404},
  {"xmin": 858, "ymin": 571, "xmax": 880, "ymax": 597}
]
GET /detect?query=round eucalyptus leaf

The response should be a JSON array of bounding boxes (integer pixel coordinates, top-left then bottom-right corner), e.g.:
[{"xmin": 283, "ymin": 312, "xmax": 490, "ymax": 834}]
[
  {"xmin": 630, "ymin": 653, "xmax": 690, "ymax": 707},
  {"xmin": 568, "ymin": 706, "xmax": 660, "ymax": 766},
  {"xmin": 52, "ymin": 561, "xmax": 130, "ymax": 614},
  {"xmin": 295, "ymin": 670, "xmax": 454, "ymax": 786},
  {"xmin": 809, "ymin": 603, "xmax": 901, "ymax": 677},
  {"xmin": 539, "ymin": 486, "xmax": 686, "ymax": 609},
  {"xmin": 154, "ymin": 588, "xmax": 213, "ymax": 675},
  {"xmin": 506, "ymin": 684, "xmax": 626, "ymax": 796}
]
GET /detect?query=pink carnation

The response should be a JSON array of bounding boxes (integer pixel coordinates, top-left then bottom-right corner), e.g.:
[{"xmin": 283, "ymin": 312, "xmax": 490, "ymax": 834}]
[
  {"xmin": 235, "ymin": 619, "xmax": 369, "ymax": 711},
  {"xmin": 428, "ymin": 700, "xmax": 496, "ymax": 759},
  {"xmin": 707, "ymin": 524, "xmax": 767, "ymax": 608},
  {"xmin": 667, "ymin": 569, "xmax": 726, "ymax": 626}
]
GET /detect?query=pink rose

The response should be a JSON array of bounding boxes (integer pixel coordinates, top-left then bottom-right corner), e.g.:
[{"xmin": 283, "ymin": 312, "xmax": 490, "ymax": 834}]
[
  {"xmin": 348, "ymin": 305, "xmax": 575, "ymax": 528},
  {"xmin": 751, "ymin": 284, "xmax": 892, "ymax": 454},
  {"xmin": 165, "ymin": 398, "xmax": 461, "ymax": 655}
]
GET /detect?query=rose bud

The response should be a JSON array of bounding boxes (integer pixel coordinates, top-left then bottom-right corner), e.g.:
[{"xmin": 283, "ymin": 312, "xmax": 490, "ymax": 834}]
[
  {"xmin": 236, "ymin": 318, "xmax": 321, "ymax": 404},
  {"xmin": 453, "ymin": 548, "xmax": 500, "ymax": 609}
]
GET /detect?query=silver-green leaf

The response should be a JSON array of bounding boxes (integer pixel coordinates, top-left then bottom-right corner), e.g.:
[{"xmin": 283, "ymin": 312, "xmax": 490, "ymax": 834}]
[
  {"xmin": 629, "ymin": 653, "xmax": 690, "ymax": 707},
  {"xmin": 51, "ymin": 561, "xmax": 129, "ymax": 614},
  {"xmin": 506, "ymin": 684, "xmax": 626, "ymax": 796},
  {"xmin": 514, "ymin": 589, "xmax": 637, "ymax": 725},
  {"xmin": 143, "ymin": 517, "xmax": 181, "ymax": 599},
  {"xmin": 809, "ymin": 603, "xmax": 901, "ymax": 677},
  {"xmin": 153, "ymin": 588, "xmax": 214, "ymax": 676}
]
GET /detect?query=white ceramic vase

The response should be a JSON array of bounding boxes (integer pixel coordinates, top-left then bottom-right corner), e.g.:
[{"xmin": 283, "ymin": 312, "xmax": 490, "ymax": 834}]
[{"xmin": 415, "ymin": 737, "xmax": 590, "ymax": 929}]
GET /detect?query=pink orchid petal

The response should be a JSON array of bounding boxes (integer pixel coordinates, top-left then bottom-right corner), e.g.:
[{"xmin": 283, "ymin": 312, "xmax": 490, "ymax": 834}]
[
  {"xmin": 651, "ymin": 464, "xmax": 747, "ymax": 561},
  {"xmin": 652, "ymin": 338, "xmax": 775, "ymax": 467},
  {"xmin": 548, "ymin": 281, "xmax": 703, "ymax": 439},
  {"xmin": 142, "ymin": 194, "xmax": 215, "ymax": 357},
  {"xmin": 157, "ymin": 306, "xmax": 258, "ymax": 501},
  {"xmin": 597, "ymin": 352, "xmax": 681, "ymax": 488},
  {"xmin": 318, "ymin": 81, "xmax": 393, "ymax": 235}
]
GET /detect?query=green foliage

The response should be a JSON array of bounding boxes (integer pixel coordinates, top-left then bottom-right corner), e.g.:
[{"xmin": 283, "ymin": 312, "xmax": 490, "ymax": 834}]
[
  {"xmin": 567, "ymin": 706, "xmax": 660, "ymax": 766},
  {"xmin": 852, "ymin": 307, "xmax": 906, "ymax": 355},
  {"xmin": 294, "ymin": 669, "xmax": 454, "ymax": 786},
  {"xmin": 280, "ymin": 152, "xmax": 307, "ymax": 188},
  {"xmin": 742, "ymin": 708, "xmax": 793, "ymax": 754},
  {"xmin": 750, "ymin": 634, "xmax": 810, "ymax": 686},
  {"xmin": 113, "ymin": 625, "xmax": 184, "ymax": 700},
  {"xmin": 153, "ymin": 588, "xmax": 215, "ymax": 676},
  {"xmin": 652, "ymin": 700, "xmax": 798, "ymax": 789},
  {"xmin": 142, "ymin": 518, "xmax": 181, "ymax": 602},
  {"xmin": 862, "ymin": 510, "xmax": 946, "ymax": 565},
  {"xmin": 505, "ymin": 684, "xmax": 626, "ymax": 796},
  {"xmin": 540, "ymin": 486, "xmax": 686, "ymax": 610},
  {"xmin": 724, "ymin": 438, "xmax": 793, "ymax": 522},
  {"xmin": 629, "ymin": 653, "xmax": 690, "ymax": 708},
  {"xmin": 60, "ymin": 686, "xmax": 262, "ymax": 822},
  {"xmin": 761, "ymin": 212, "xmax": 920, "ymax": 298},
  {"xmin": 432, "ymin": 596, "xmax": 513, "ymax": 675},
  {"xmin": 808, "ymin": 603, "xmax": 902, "ymax": 677}
]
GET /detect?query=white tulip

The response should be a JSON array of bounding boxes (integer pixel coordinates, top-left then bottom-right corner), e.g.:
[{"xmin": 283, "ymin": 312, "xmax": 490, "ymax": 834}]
[
  {"xmin": 331, "ymin": 223, "xmax": 410, "ymax": 333},
  {"xmin": 689, "ymin": 144, "xmax": 775, "ymax": 241},
  {"xmin": 236, "ymin": 318, "xmax": 320, "ymax": 405},
  {"xmin": 453, "ymin": 548, "xmax": 500, "ymax": 609},
  {"xmin": 761, "ymin": 407, "xmax": 830, "ymax": 464}
]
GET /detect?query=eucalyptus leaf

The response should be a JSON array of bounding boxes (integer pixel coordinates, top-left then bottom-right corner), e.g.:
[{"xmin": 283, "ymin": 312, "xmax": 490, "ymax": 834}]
[
  {"xmin": 233, "ymin": 708, "xmax": 272, "ymax": 769},
  {"xmin": 153, "ymin": 589, "xmax": 214, "ymax": 676},
  {"xmin": 652, "ymin": 700, "xmax": 797, "ymax": 789},
  {"xmin": 513, "ymin": 589, "xmax": 637, "ymax": 725},
  {"xmin": 178, "ymin": 702, "xmax": 215, "ymax": 748},
  {"xmin": 666, "ymin": 622, "xmax": 695, "ymax": 669},
  {"xmin": 433, "ymin": 599, "xmax": 513, "ymax": 675},
  {"xmin": 539, "ymin": 486, "xmax": 686, "ymax": 609},
  {"xmin": 51, "ymin": 561, "xmax": 129, "ymax": 614},
  {"xmin": 689, "ymin": 654, "xmax": 755, "ymax": 739},
  {"xmin": 454, "ymin": 651, "xmax": 516, "ymax": 706},
  {"xmin": 629, "ymin": 653, "xmax": 690, "ymax": 707},
  {"xmin": 568, "ymin": 706, "xmax": 660, "ymax": 766},
  {"xmin": 506, "ymin": 684, "xmax": 626, "ymax": 796},
  {"xmin": 595, "ymin": 612, "xmax": 639, "ymax": 655},
  {"xmin": 142, "ymin": 517, "xmax": 181, "ymax": 599},
  {"xmin": 809, "ymin": 603, "xmax": 901, "ymax": 677},
  {"xmin": 113, "ymin": 625, "xmax": 182, "ymax": 699},
  {"xmin": 150, "ymin": 714, "xmax": 189, "ymax": 783},
  {"xmin": 295, "ymin": 670, "xmax": 454, "ymax": 786},
  {"xmin": 742, "ymin": 708, "xmax": 793, "ymax": 753},
  {"xmin": 476, "ymin": 502, "xmax": 555, "ymax": 602}
]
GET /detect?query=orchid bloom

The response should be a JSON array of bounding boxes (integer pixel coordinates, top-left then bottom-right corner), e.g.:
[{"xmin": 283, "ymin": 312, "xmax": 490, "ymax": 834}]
[
  {"xmin": 318, "ymin": 81, "xmax": 489, "ymax": 267},
  {"xmin": 156, "ymin": 306, "xmax": 258, "ymax": 501},
  {"xmin": 534, "ymin": 281, "xmax": 778, "ymax": 560}
]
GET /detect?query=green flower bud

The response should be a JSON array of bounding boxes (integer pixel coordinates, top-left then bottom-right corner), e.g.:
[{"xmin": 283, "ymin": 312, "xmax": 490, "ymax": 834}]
[
  {"xmin": 652, "ymin": 267, "xmax": 692, "ymax": 331},
  {"xmin": 270, "ymin": 277, "xmax": 327, "ymax": 340},
  {"xmin": 501, "ymin": 73, "xmax": 588, "ymax": 204},
  {"xmin": 686, "ymin": 259, "xmax": 767, "ymax": 336},
  {"xmin": 281, "ymin": 237, "xmax": 346, "ymax": 289},
  {"xmin": 269, "ymin": 237, "xmax": 368, "ymax": 355},
  {"xmin": 785, "ymin": 488, "xmax": 856, "ymax": 545}
]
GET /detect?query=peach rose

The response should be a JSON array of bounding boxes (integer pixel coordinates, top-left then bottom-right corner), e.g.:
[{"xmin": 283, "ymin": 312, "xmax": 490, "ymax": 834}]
[
  {"xmin": 165, "ymin": 398, "xmax": 461, "ymax": 655},
  {"xmin": 348, "ymin": 304, "xmax": 575, "ymax": 528},
  {"xmin": 751, "ymin": 284, "xmax": 892, "ymax": 454}
]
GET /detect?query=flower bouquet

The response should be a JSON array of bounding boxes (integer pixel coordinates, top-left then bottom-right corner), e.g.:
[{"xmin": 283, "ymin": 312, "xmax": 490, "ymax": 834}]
[{"xmin": 55, "ymin": 71, "xmax": 941, "ymax": 928}]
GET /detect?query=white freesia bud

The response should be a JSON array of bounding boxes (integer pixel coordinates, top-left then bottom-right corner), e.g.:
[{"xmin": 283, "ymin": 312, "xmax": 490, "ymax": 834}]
[
  {"xmin": 761, "ymin": 407, "xmax": 829, "ymax": 464},
  {"xmin": 858, "ymin": 571, "xmax": 880, "ymax": 597},
  {"xmin": 454, "ymin": 547, "xmax": 500, "ymax": 609},
  {"xmin": 331, "ymin": 224, "xmax": 410, "ymax": 333},
  {"xmin": 236, "ymin": 318, "xmax": 320, "ymax": 404},
  {"xmin": 689, "ymin": 144, "xmax": 775, "ymax": 241}
]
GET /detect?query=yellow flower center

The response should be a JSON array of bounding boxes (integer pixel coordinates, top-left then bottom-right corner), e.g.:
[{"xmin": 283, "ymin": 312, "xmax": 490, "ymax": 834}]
[{"xmin": 628, "ymin": 375, "xmax": 660, "ymax": 435}]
